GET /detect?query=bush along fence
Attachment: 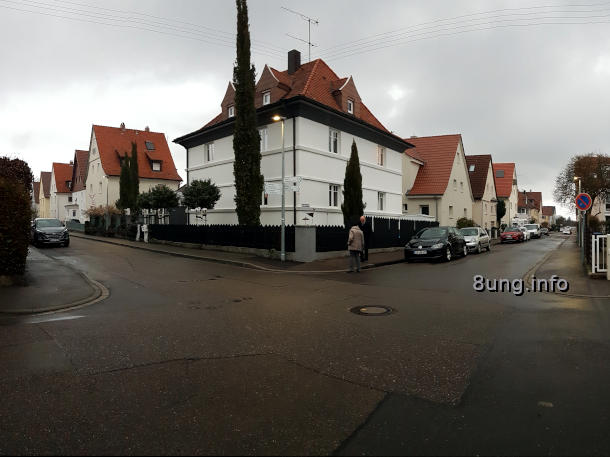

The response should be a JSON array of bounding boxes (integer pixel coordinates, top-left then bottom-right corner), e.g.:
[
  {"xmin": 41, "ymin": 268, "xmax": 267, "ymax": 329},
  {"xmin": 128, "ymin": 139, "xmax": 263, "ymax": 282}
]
[
  {"xmin": 316, "ymin": 218, "xmax": 439, "ymax": 252},
  {"xmin": 148, "ymin": 224, "xmax": 296, "ymax": 252},
  {"xmin": 85, "ymin": 214, "xmax": 138, "ymax": 240}
]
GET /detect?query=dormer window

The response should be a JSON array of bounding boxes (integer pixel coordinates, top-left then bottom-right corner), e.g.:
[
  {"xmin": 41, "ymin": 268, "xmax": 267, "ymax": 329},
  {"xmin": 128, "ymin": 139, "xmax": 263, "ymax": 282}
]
[
  {"xmin": 228, "ymin": 105, "xmax": 235, "ymax": 117},
  {"xmin": 66, "ymin": 181, "xmax": 71, "ymax": 189},
  {"xmin": 145, "ymin": 141, "xmax": 155, "ymax": 151},
  {"xmin": 347, "ymin": 99, "xmax": 354, "ymax": 114},
  {"xmin": 262, "ymin": 91, "xmax": 271, "ymax": 106},
  {"xmin": 496, "ymin": 170, "xmax": 505, "ymax": 178},
  {"xmin": 469, "ymin": 164, "xmax": 475, "ymax": 172},
  {"xmin": 152, "ymin": 161, "xmax": 161, "ymax": 172}
]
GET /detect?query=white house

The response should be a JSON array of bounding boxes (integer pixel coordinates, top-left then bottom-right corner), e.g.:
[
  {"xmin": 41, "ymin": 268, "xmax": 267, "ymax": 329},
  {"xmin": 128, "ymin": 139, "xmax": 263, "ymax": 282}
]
[
  {"xmin": 38, "ymin": 171, "xmax": 51, "ymax": 218},
  {"xmin": 174, "ymin": 50, "xmax": 414, "ymax": 226},
  {"xmin": 402, "ymin": 134, "xmax": 475, "ymax": 226},
  {"xmin": 49, "ymin": 162, "xmax": 74, "ymax": 222},
  {"xmin": 465, "ymin": 154, "xmax": 498, "ymax": 232},
  {"xmin": 493, "ymin": 163, "xmax": 519, "ymax": 227},
  {"xmin": 65, "ymin": 149, "xmax": 89, "ymax": 222},
  {"xmin": 85, "ymin": 123, "xmax": 182, "ymax": 212}
]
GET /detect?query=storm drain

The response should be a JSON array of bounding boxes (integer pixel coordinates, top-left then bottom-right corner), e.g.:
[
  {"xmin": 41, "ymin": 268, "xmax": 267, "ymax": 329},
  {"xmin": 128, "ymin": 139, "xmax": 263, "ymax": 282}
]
[{"xmin": 350, "ymin": 305, "xmax": 394, "ymax": 316}]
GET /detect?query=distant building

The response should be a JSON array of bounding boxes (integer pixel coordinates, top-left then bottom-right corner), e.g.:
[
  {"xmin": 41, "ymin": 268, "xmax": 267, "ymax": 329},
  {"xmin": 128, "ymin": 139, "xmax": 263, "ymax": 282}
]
[
  {"xmin": 38, "ymin": 171, "xmax": 52, "ymax": 218},
  {"xmin": 465, "ymin": 154, "xmax": 498, "ymax": 232},
  {"xmin": 32, "ymin": 181, "xmax": 40, "ymax": 218},
  {"xmin": 493, "ymin": 163, "xmax": 518, "ymax": 227},
  {"xmin": 517, "ymin": 190, "xmax": 542, "ymax": 224},
  {"xmin": 541, "ymin": 205, "xmax": 556, "ymax": 226},
  {"xmin": 49, "ymin": 162, "xmax": 73, "ymax": 222},
  {"xmin": 66, "ymin": 150, "xmax": 90, "ymax": 222}
]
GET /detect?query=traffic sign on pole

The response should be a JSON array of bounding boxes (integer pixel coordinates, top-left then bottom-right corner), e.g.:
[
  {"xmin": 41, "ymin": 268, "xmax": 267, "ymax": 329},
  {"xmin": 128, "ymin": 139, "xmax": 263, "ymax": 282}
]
[{"xmin": 575, "ymin": 193, "xmax": 592, "ymax": 212}]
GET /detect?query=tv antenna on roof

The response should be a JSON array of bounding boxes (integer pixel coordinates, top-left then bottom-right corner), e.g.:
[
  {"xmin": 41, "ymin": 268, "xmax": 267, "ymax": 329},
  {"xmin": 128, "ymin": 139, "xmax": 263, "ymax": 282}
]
[{"xmin": 281, "ymin": 6, "xmax": 318, "ymax": 62}]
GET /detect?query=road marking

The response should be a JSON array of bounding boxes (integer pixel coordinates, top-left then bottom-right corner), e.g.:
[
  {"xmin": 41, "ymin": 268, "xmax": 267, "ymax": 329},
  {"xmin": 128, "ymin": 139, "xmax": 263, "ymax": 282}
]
[
  {"xmin": 537, "ymin": 401, "xmax": 554, "ymax": 408},
  {"xmin": 25, "ymin": 315, "xmax": 84, "ymax": 324}
]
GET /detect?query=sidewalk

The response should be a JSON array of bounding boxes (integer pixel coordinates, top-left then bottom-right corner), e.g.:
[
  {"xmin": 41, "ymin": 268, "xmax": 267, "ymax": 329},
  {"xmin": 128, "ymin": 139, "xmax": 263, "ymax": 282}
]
[
  {"xmin": 534, "ymin": 238, "xmax": 610, "ymax": 298},
  {"xmin": 70, "ymin": 232, "xmax": 406, "ymax": 272},
  {"xmin": 0, "ymin": 248, "xmax": 103, "ymax": 314}
]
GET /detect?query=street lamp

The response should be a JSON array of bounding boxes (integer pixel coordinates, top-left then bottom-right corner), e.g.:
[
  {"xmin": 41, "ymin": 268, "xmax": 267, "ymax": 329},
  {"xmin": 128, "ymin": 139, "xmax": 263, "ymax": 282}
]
[
  {"xmin": 272, "ymin": 114, "xmax": 287, "ymax": 262},
  {"xmin": 574, "ymin": 176, "xmax": 585, "ymax": 263}
]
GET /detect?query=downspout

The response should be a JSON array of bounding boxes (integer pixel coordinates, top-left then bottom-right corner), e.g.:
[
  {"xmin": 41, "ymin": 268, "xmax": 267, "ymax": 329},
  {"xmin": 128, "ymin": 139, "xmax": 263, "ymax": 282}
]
[{"xmin": 293, "ymin": 117, "xmax": 296, "ymax": 225}]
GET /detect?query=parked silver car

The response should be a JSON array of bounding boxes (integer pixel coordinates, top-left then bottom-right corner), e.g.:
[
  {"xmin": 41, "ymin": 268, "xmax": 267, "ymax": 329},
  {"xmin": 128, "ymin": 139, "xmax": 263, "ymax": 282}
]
[
  {"xmin": 460, "ymin": 227, "xmax": 491, "ymax": 253},
  {"xmin": 524, "ymin": 223, "xmax": 541, "ymax": 239}
]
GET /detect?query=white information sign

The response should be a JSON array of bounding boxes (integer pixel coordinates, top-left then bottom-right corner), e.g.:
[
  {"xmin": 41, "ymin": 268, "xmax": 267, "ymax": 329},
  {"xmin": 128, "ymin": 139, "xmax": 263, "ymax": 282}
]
[{"xmin": 264, "ymin": 182, "xmax": 282, "ymax": 195}]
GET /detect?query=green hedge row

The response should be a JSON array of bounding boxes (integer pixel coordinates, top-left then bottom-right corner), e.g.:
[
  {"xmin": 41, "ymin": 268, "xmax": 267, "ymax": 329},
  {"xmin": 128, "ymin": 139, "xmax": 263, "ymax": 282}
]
[{"xmin": 0, "ymin": 177, "xmax": 31, "ymax": 276}]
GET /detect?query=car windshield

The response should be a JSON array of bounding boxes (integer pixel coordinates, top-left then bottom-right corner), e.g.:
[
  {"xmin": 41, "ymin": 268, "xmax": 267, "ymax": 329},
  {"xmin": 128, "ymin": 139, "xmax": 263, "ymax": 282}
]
[
  {"xmin": 460, "ymin": 228, "xmax": 478, "ymax": 236},
  {"xmin": 417, "ymin": 227, "xmax": 447, "ymax": 239},
  {"xmin": 525, "ymin": 224, "xmax": 538, "ymax": 230},
  {"xmin": 36, "ymin": 219, "xmax": 63, "ymax": 228}
]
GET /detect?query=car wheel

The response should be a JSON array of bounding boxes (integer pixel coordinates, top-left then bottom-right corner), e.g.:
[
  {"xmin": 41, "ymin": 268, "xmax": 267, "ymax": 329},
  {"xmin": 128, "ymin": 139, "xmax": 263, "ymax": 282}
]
[
  {"xmin": 63, "ymin": 240, "xmax": 70, "ymax": 247},
  {"xmin": 477, "ymin": 243, "xmax": 482, "ymax": 254},
  {"xmin": 444, "ymin": 246, "xmax": 452, "ymax": 262},
  {"xmin": 486, "ymin": 242, "xmax": 491, "ymax": 252}
]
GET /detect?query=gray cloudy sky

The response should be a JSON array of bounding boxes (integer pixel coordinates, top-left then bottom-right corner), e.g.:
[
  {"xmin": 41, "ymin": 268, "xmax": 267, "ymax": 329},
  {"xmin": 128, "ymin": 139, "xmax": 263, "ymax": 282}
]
[{"xmin": 1, "ymin": 0, "xmax": 609, "ymax": 217}]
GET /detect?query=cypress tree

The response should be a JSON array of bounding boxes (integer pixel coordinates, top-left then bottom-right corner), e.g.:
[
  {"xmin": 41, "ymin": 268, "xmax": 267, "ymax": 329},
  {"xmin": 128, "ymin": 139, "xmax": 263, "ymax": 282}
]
[
  {"xmin": 117, "ymin": 156, "xmax": 130, "ymax": 210},
  {"xmin": 129, "ymin": 141, "xmax": 139, "ymax": 209},
  {"xmin": 341, "ymin": 140, "xmax": 365, "ymax": 227},
  {"xmin": 232, "ymin": 0, "xmax": 263, "ymax": 225}
]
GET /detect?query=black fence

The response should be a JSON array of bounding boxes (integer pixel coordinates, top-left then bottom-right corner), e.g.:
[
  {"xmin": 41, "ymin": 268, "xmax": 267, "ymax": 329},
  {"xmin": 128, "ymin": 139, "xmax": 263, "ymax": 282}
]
[
  {"xmin": 148, "ymin": 224, "xmax": 295, "ymax": 252},
  {"xmin": 316, "ymin": 218, "xmax": 439, "ymax": 252}
]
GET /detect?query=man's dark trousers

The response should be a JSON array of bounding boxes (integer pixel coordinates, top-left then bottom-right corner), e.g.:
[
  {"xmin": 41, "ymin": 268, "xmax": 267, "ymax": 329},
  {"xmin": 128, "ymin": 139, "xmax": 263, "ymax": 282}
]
[{"xmin": 360, "ymin": 221, "xmax": 371, "ymax": 261}]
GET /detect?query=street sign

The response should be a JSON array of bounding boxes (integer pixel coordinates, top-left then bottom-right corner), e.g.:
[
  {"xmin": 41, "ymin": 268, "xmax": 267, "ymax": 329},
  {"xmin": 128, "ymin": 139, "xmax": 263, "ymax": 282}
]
[
  {"xmin": 264, "ymin": 182, "xmax": 282, "ymax": 195},
  {"xmin": 284, "ymin": 176, "xmax": 302, "ymax": 192},
  {"xmin": 575, "ymin": 193, "xmax": 592, "ymax": 212}
]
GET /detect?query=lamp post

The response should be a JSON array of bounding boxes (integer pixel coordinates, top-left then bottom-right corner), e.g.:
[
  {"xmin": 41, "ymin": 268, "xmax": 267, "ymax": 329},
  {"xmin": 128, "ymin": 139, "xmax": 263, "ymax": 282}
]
[
  {"xmin": 574, "ymin": 176, "xmax": 584, "ymax": 264},
  {"xmin": 272, "ymin": 115, "xmax": 287, "ymax": 262}
]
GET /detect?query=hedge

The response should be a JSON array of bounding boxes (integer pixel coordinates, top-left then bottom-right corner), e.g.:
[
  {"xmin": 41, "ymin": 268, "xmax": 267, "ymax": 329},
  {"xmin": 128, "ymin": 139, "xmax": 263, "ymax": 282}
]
[{"xmin": 0, "ymin": 177, "xmax": 31, "ymax": 276}]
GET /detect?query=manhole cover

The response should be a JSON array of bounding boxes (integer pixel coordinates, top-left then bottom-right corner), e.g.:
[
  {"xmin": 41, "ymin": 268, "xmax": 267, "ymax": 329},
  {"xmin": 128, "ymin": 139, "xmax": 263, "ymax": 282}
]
[{"xmin": 350, "ymin": 306, "xmax": 394, "ymax": 316}]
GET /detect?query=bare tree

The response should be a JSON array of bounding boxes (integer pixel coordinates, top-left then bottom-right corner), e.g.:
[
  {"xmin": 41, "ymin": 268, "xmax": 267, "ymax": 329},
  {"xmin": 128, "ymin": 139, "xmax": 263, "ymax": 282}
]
[{"xmin": 553, "ymin": 153, "xmax": 610, "ymax": 212}]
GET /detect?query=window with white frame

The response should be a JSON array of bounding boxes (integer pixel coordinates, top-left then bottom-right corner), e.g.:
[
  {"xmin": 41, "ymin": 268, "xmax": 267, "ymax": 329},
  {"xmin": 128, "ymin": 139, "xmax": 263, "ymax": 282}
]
[
  {"xmin": 377, "ymin": 146, "xmax": 386, "ymax": 166},
  {"xmin": 262, "ymin": 91, "xmax": 271, "ymax": 106},
  {"xmin": 205, "ymin": 142, "xmax": 215, "ymax": 162},
  {"xmin": 347, "ymin": 99, "xmax": 354, "ymax": 114},
  {"xmin": 377, "ymin": 192, "xmax": 385, "ymax": 211},
  {"xmin": 259, "ymin": 128, "xmax": 268, "ymax": 152},
  {"xmin": 403, "ymin": 203, "xmax": 408, "ymax": 212},
  {"xmin": 449, "ymin": 205, "xmax": 454, "ymax": 218},
  {"xmin": 152, "ymin": 161, "xmax": 161, "ymax": 172},
  {"xmin": 469, "ymin": 164, "xmax": 475, "ymax": 172},
  {"xmin": 329, "ymin": 129, "xmax": 340, "ymax": 153},
  {"xmin": 228, "ymin": 105, "xmax": 235, "ymax": 117},
  {"xmin": 261, "ymin": 192, "xmax": 268, "ymax": 206},
  {"xmin": 329, "ymin": 184, "xmax": 339, "ymax": 207}
]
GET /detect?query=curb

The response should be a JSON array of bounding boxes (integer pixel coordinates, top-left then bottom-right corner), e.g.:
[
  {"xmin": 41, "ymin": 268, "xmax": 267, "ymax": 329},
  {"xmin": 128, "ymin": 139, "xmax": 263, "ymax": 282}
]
[
  {"xmin": 70, "ymin": 232, "xmax": 406, "ymax": 274},
  {"xmin": 0, "ymin": 271, "xmax": 109, "ymax": 315}
]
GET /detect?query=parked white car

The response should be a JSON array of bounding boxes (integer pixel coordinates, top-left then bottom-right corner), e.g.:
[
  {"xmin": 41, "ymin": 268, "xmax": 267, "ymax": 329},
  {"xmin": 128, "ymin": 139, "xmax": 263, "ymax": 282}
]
[
  {"xmin": 524, "ymin": 223, "xmax": 541, "ymax": 239},
  {"xmin": 562, "ymin": 226, "xmax": 572, "ymax": 235},
  {"xmin": 519, "ymin": 226, "xmax": 531, "ymax": 241},
  {"xmin": 460, "ymin": 227, "xmax": 492, "ymax": 253}
]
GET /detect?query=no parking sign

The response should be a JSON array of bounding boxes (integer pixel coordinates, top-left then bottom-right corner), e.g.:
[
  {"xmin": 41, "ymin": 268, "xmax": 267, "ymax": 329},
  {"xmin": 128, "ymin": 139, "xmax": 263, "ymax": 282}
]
[{"xmin": 575, "ymin": 193, "xmax": 592, "ymax": 212}]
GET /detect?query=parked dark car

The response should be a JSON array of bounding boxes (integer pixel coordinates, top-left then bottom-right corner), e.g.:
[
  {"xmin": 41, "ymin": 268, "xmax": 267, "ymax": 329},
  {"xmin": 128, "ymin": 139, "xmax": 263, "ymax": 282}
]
[
  {"xmin": 31, "ymin": 218, "xmax": 70, "ymax": 247},
  {"xmin": 404, "ymin": 226, "xmax": 468, "ymax": 262},
  {"xmin": 540, "ymin": 227, "xmax": 550, "ymax": 236},
  {"xmin": 500, "ymin": 228, "xmax": 524, "ymax": 243}
]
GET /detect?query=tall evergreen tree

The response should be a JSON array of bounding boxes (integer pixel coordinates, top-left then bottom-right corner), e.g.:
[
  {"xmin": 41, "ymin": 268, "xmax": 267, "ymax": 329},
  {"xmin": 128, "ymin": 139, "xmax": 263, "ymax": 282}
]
[
  {"xmin": 232, "ymin": 0, "xmax": 263, "ymax": 225},
  {"xmin": 117, "ymin": 157, "xmax": 131, "ymax": 210},
  {"xmin": 341, "ymin": 140, "xmax": 365, "ymax": 227},
  {"xmin": 129, "ymin": 141, "xmax": 139, "ymax": 209}
]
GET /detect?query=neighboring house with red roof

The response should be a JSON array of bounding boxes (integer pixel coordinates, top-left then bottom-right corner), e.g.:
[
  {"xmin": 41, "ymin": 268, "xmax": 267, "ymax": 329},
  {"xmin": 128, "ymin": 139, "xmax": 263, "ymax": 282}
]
[
  {"xmin": 50, "ymin": 162, "xmax": 74, "ymax": 221},
  {"xmin": 38, "ymin": 171, "xmax": 52, "ymax": 218},
  {"xmin": 541, "ymin": 206, "xmax": 556, "ymax": 226},
  {"xmin": 402, "ymin": 134, "xmax": 474, "ymax": 226},
  {"xmin": 492, "ymin": 163, "xmax": 519, "ymax": 227},
  {"xmin": 32, "ymin": 181, "xmax": 40, "ymax": 218},
  {"xmin": 174, "ymin": 50, "xmax": 414, "ymax": 225},
  {"xmin": 517, "ymin": 190, "xmax": 543, "ymax": 224},
  {"xmin": 85, "ymin": 123, "xmax": 182, "ymax": 211},
  {"xmin": 65, "ymin": 150, "xmax": 90, "ymax": 222},
  {"xmin": 465, "ymin": 155, "xmax": 498, "ymax": 232}
]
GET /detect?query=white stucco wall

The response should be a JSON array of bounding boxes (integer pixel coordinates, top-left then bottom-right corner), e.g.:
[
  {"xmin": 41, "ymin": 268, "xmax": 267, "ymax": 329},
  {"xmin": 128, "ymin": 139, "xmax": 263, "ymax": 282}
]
[
  {"xmin": 472, "ymin": 161, "xmax": 498, "ymax": 231},
  {"xmin": 186, "ymin": 116, "xmax": 404, "ymax": 226}
]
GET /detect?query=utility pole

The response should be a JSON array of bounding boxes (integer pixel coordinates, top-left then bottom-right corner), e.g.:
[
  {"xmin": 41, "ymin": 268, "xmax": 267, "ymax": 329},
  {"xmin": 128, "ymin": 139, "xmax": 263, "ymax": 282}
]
[{"xmin": 281, "ymin": 6, "xmax": 318, "ymax": 62}]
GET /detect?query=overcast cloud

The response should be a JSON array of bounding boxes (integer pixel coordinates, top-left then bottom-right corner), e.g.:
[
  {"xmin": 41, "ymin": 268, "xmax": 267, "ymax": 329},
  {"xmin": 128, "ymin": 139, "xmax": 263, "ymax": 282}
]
[{"xmin": 1, "ymin": 0, "xmax": 609, "ymax": 217}]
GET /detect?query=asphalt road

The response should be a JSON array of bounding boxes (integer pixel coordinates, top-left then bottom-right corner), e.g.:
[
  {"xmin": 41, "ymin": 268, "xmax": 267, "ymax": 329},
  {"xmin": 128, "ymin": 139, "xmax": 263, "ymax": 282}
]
[{"xmin": 0, "ymin": 234, "xmax": 608, "ymax": 455}]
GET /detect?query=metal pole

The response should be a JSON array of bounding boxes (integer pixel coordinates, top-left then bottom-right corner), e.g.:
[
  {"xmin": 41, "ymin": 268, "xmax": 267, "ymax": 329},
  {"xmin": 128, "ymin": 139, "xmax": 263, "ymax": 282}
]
[{"xmin": 281, "ymin": 119, "xmax": 286, "ymax": 262}]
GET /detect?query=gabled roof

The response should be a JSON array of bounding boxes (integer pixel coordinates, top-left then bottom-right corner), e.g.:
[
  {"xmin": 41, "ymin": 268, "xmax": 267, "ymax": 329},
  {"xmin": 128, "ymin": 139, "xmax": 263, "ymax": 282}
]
[
  {"xmin": 92, "ymin": 125, "xmax": 181, "ymax": 182},
  {"xmin": 40, "ymin": 171, "xmax": 51, "ymax": 198},
  {"xmin": 71, "ymin": 150, "xmax": 89, "ymax": 192},
  {"xmin": 194, "ymin": 57, "xmax": 389, "ymax": 134},
  {"xmin": 493, "ymin": 163, "xmax": 516, "ymax": 198},
  {"xmin": 518, "ymin": 191, "xmax": 542, "ymax": 211},
  {"xmin": 406, "ymin": 134, "xmax": 462, "ymax": 196},
  {"xmin": 52, "ymin": 162, "xmax": 74, "ymax": 194},
  {"xmin": 465, "ymin": 154, "xmax": 494, "ymax": 200},
  {"xmin": 542, "ymin": 206, "xmax": 556, "ymax": 216},
  {"xmin": 33, "ymin": 181, "xmax": 40, "ymax": 204}
]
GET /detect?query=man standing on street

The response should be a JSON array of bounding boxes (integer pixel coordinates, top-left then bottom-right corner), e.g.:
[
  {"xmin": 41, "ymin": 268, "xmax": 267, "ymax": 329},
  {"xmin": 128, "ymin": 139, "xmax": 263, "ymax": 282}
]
[{"xmin": 359, "ymin": 215, "xmax": 371, "ymax": 262}]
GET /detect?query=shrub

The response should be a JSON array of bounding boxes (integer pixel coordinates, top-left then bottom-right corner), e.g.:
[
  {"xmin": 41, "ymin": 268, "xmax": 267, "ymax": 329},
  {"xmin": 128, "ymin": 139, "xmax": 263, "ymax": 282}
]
[
  {"xmin": 456, "ymin": 217, "xmax": 476, "ymax": 229},
  {"xmin": 0, "ymin": 175, "xmax": 32, "ymax": 276}
]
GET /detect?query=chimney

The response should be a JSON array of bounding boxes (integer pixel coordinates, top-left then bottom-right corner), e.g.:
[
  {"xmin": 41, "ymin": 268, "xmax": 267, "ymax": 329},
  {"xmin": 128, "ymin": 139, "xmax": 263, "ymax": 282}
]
[
  {"xmin": 120, "ymin": 122, "xmax": 125, "ymax": 131},
  {"xmin": 287, "ymin": 49, "xmax": 301, "ymax": 75},
  {"xmin": 145, "ymin": 126, "xmax": 150, "ymax": 132}
]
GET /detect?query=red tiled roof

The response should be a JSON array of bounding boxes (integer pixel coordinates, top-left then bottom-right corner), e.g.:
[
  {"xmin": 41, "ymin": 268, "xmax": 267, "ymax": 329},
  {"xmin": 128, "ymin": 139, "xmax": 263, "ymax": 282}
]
[
  {"xmin": 93, "ymin": 125, "xmax": 181, "ymax": 182},
  {"xmin": 40, "ymin": 171, "xmax": 51, "ymax": 198},
  {"xmin": 465, "ymin": 154, "xmax": 493, "ymax": 200},
  {"xmin": 518, "ymin": 191, "xmax": 542, "ymax": 211},
  {"xmin": 71, "ymin": 150, "xmax": 89, "ymax": 192},
  {"xmin": 33, "ymin": 181, "xmax": 40, "ymax": 204},
  {"xmin": 406, "ymin": 135, "xmax": 462, "ymax": 195},
  {"xmin": 493, "ymin": 163, "xmax": 515, "ymax": 198},
  {"xmin": 52, "ymin": 162, "xmax": 74, "ymax": 194},
  {"xmin": 542, "ymin": 206, "xmax": 556, "ymax": 216},
  {"xmin": 199, "ymin": 58, "xmax": 389, "ymax": 134}
]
